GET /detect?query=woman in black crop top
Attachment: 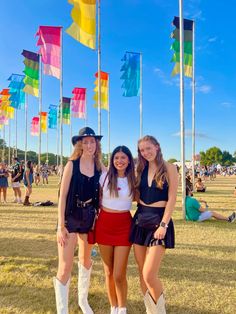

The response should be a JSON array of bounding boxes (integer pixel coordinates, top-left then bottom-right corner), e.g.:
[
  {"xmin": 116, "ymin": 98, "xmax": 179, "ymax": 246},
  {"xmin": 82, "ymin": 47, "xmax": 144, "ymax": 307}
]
[
  {"xmin": 130, "ymin": 135, "xmax": 178, "ymax": 314},
  {"xmin": 53, "ymin": 127, "xmax": 103, "ymax": 314}
]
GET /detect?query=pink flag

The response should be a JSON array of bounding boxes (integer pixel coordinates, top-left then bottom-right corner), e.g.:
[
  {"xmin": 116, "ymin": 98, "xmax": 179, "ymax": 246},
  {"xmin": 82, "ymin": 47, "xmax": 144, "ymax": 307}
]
[
  {"xmin": 36, "ymin": 26, "xmax": 62, "ymax": 79},
  {"xmin": 71, "ymin": 87, "xmax": 86, "ymax": 118},
  {"xmin": 31, "ymin": 116, "xmax": 39, "ymax": 136}
]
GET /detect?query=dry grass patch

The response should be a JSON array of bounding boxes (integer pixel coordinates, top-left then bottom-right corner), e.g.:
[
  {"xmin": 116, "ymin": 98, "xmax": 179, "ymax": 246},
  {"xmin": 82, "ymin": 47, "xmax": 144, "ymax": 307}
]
[{"xmin": 0, "ymin": 175, "xmax": 236, "ymax": 313}]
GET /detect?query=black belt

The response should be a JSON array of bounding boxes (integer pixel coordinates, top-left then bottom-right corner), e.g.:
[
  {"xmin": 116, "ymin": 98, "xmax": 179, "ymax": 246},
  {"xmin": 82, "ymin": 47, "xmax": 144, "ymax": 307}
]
[{"xmin": 76, "ymin": 199, "xmax": 93, "ymax": 208}]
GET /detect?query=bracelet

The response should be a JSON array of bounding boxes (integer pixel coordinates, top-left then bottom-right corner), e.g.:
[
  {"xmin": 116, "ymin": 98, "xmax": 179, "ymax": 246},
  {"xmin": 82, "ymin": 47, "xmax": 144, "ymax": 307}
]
[{"xmin": 57, "ymin": 225, "xmax": 65, "ymax": 232}]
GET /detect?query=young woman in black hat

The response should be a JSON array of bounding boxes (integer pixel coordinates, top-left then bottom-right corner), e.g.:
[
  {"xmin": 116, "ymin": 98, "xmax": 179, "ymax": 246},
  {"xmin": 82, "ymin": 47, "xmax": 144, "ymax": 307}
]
[
  {"xmin": 53, "ymin": 127, "xmax": 103, "ymax": 314},
  {"xmin": 129, "ymin": 135, "xmax": 178, "ymax": 314}
]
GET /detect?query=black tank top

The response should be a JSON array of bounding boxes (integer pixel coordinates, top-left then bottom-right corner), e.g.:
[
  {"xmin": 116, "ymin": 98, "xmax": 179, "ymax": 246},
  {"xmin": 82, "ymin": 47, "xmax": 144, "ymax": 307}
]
[
  {"xmin": 78, "ymin": 158, "xmax": 94, "ymax": 201},
  {"xmin": 139, "ymin": 166, "xmax": 168, "ymax": 204}
]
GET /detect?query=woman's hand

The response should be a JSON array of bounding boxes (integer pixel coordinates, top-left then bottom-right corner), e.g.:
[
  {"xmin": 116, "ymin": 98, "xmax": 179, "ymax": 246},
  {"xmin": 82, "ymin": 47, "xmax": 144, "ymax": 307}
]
[
  {"xmin": 57, "ymin": 227, "xmax": 69, "ymax": 247},
  {"xmin": 154, "ymin": 226, "xmax": 167, "ymax": 240}
]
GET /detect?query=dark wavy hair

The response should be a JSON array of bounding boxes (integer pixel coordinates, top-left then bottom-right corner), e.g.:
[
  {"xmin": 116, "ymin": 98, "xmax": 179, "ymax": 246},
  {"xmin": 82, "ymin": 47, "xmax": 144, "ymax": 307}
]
[
  {"xmin": 136, "ymin": 135, "xmax": 168, "ymax": 189},
  {"xmin": 107, "ymin": 146, "xmax": 136, "ymax": 198},
  {"xmin": 26, "ymin": 160, "xmax": 33, "ymax": 174}
]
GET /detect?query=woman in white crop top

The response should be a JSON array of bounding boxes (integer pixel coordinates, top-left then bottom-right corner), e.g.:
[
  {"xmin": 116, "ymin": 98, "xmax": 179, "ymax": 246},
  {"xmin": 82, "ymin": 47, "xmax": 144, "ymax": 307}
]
[{"xmin": 95, "ymin": 146, "xmax": 136, "ymax": 314}]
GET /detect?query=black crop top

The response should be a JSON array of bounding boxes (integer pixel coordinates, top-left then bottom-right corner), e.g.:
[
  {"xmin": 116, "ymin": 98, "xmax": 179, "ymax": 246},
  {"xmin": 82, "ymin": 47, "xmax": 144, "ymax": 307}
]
[{"xmin": 139, "ymin": 166, "xmax": 169, "ymax": 204}]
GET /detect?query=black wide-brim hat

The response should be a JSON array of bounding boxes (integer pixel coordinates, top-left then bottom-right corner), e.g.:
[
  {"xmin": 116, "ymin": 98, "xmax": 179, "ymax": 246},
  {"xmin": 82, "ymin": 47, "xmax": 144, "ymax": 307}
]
[{"xmin": 72, "ymin": 127, "xmax": 103, "ymax": 145}]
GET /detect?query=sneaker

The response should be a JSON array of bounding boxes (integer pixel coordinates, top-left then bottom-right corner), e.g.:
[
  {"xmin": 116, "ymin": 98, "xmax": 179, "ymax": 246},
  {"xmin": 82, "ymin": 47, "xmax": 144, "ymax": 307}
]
[
  {"xmin": 17, "ymin": 199, "xmax": 23, "ymax": 204},
  {"xmin": 12, "ymin": 199, "xmax": 18, "ymax": 203},
  {"xmin": 228, "ymin": 212, "xmax": 236, "ymax": 223}
]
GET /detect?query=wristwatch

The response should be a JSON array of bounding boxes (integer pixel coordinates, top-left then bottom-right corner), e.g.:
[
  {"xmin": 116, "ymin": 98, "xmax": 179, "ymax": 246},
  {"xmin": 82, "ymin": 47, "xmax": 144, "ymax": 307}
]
[{"xmin": 160, "ymin": 221, "xmax": 168, "ymax": 229}]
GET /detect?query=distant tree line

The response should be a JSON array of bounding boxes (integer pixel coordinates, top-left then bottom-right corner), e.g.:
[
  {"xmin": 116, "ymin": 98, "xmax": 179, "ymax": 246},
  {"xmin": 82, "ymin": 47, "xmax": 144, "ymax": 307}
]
[
  {"xmin": 168, "ymin": 147, "xmax": 236, "ymax": 167},
  {"xmin": 0, "ymin": 139, "xmax": 110, "ymax": 166}
]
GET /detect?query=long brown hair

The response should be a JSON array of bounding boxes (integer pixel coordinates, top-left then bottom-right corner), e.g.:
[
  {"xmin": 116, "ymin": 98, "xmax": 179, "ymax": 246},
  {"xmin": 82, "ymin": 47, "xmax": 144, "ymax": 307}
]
[
  {"xmin": 107, "ymin": 146, "xmax": 136, "ymax": 198},
  {"xmin": 136, "ymin": 135, "xmax": 168, "ymax": 189},
  {"xmin": 69, "ymin": 138, "xmax": 102, "ymax": 172}
]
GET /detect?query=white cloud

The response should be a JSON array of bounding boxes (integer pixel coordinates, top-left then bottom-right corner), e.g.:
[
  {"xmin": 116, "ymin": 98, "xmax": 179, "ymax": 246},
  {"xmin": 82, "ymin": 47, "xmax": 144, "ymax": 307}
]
[
  {"xmin": 196, "ymin": 84, "xmax": 212, "ymax": 94},
  {"xmin": 172, "ymin": 129, "xmax": 211, "ymax": 139},
  {"xmin": 153, "ymin": 67, "xmax": 174, "ymax": 86},
  {"xmin": 221, "ymin": 102, "xmax": 234, "ymax": 108},
  {"xmin": 208, "ymin": 36, "xmax": 218, "ymax": 43}
]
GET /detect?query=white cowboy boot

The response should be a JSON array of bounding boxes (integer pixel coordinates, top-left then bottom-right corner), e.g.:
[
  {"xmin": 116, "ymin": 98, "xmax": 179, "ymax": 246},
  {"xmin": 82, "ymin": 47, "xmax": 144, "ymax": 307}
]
[
  {"xmin": 156, "ymin": 294, "xmax": 166, "ymax": 314},
  {"xmin": 144, "ymin": 291, "xmax": 166, "ymax": 314},
  {"xmin": 144, "ymin": 291, "xmax": 152, "ymax": 314},
  {"xmin": 117, "ymin": 307, "xmax": 127, "ymax": 314},
  {"xmin": 53, "ymin": 277, "xmax": 70, "ymax": 314},
  {"xmin": 78, "ymin": 262, "xmax": 94, "ymax": 314},
  {"xmin": 110, "ymin": 306, "xmax": 118, "ymax": 314}
]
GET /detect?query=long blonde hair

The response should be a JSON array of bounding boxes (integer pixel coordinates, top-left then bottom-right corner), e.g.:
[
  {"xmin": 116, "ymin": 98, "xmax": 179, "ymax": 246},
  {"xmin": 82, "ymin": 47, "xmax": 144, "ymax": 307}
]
[
  {"xmin": 69, "ymin": 138, "xmax": 102, "ymax": 172},
  {"xmin": 136, "ymin": 135, "xmax": 168, "ymax": 189}
]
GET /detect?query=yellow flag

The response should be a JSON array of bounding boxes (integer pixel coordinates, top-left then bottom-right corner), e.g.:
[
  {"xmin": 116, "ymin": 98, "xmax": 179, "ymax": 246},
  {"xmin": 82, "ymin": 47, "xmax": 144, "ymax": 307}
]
[
  {"xmin": 171, "ymin": 62, "xmax": 192, "ymax": 78},
  {"xmin": 66, "ymin": 0, "xmax": 96, "ymax": 49}
]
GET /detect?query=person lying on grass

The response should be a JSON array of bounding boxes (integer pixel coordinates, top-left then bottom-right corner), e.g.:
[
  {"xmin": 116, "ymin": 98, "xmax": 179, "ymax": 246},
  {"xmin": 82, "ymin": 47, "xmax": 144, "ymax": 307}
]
[{"xmin": 185, "ymin": 188, "xmax": 235, "ymax": 223}]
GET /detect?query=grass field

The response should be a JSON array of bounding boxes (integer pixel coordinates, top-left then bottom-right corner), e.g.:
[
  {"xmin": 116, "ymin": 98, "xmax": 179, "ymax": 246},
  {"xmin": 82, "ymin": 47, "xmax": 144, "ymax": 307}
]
[{"xmin": 0, "ymin": 175, "xmax": 235, "ymax": 314}]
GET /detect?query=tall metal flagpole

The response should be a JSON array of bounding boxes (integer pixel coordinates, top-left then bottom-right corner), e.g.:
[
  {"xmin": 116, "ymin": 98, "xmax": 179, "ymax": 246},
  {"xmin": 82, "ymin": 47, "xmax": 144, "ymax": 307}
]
[
  {"xmin": 191, "ymin": 21, "xmax": 196, "ymax": 191},
  {"xmin": 59, "ymin": 27, "xmax": 63, "ymax": 168},
  {"xmin": 46, "ymin": 126, "xmax": 49, "ymax": 164},
  {"xmin": 70, "ymin": 115, "xmax": 72, "ymax": 155},
  {"xmin": 107, "ymin": 74, "xmax": 110, "ymax": 165},
  {"xmin": 15, "ymin": 110, "xmax": 18, "ymax": 157},
  {"xmin": 8, "ymin": 120, "xmax": 11, "ymax": 165},
  {"xmin": 39, "ymin": 54, "xmax": 42, "ymax": 167},
  {"xmin": 56, "ymin": 120, "xmax": 59, "ymax": 167},
  {"xmin": 179, "ymin": 0, "xmax": 186, "ymax": 218},
  {"xmin": 85, "ymin": 89, "xmax": 87, "ymax": 127},
  {"xmin": 140, "ymin": 52, "xmax": 143, "ymax": 138},
  {"xmin": 24, "ymin": 94, "xmax": 28, "ymax": 165},
  {"xmin": 97, "ymin": 0, "xmax": 101, "ymax": 134},
  {"xmin": 2, "ymin": 126, "xmax": 5, "ymax": 162}
]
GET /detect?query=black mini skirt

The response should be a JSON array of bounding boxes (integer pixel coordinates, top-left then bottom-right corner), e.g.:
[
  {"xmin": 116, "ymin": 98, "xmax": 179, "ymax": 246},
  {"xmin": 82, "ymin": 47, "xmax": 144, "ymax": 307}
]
[
  {"xmin": 129, "ymin": 204, "xmax": 175, "ymax": 248},
  {"xmin": 65, "ymin": 205, "xmax": 96, "ymax": 234}
]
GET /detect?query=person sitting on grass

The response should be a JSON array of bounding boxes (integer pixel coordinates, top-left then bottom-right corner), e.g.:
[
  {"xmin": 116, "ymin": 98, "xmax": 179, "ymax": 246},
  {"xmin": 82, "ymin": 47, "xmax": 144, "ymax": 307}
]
[
  {"xmin": 195, "ymin": 178, "xmax": 206, "ymax": 192},
  {"xmin": 234, "ymin": 187, "xmax": 236, "ymax": 197},
  {"xmin": 185, "ymin": 188, "xmax": 235, "ymax": 223}
]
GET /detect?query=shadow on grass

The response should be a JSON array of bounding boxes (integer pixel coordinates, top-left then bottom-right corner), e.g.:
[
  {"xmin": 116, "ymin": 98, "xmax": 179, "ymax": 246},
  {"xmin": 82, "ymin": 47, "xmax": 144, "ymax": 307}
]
[
  {"xmin": 1, "ymin": 227, "xmax": 56, "ymax": 234},
  {"xmin": 0, "ymin": 237, "xmax": 56, "ymax": 258},
  {"xmin": 160, "ymin": 252, "xmax": 235, "ymax": 287},
  {"xmin": 173, "ymin": 218, "xmax": 235, "ymax": 230}
]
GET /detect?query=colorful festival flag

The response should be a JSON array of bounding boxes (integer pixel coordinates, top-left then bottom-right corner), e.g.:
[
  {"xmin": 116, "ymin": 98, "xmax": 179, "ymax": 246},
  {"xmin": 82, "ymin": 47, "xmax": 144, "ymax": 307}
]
[
  {"xmin": 71, "ymin": 87, "xmax": 86, "ymax": 118},
  {"xmin": 170, "ymin": 16, "xmax": 193, "ymax": 78},
  {"xmin": 36, "ymin": 26, "xmax": 61, "ymax": 79},
  {"xmin": 8, "ymin": 74, "xmax": 25, "ymax": 109},
  {"xmin": 22, "ymin": 50, "xmax": 40, "ymax": 97},
  {"xmin": 0, "ymin": 89, "xmax": 14, "ymax": 120},
  {"xmin": 66, "ymin": 0, "xmax": 96, "ymax": 49},
  {"xmin": 61, "ymin": 97, "xmax": 71, "ymax": 124},
  {"xmin": 31, "ymin": 116, "xmax": 39, "ymax": 136},
  {"xmin": 48, "ymin": 104, "xmax": 58, "ymax": 129},
  {"xmin": 40, "ymin": 112, "xmax": 48, "ymax": 133},
  {"xmin": 120, "ymin": 52, "xmax": 140, "ymax": 97},
  {"xmin": 93, "ymin": 72, "xmax": 109, "ymax": 110}
]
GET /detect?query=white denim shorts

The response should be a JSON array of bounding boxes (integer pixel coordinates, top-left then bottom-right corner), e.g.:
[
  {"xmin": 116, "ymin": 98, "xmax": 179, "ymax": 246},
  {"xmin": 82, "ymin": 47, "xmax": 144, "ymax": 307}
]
[
  {"xmin": 12, "ymin": 182, "xmax": 21, "ymax": 188},
  {"xmin": 198, "ymin": 211, "xmax": 212, "ymax": 221}
]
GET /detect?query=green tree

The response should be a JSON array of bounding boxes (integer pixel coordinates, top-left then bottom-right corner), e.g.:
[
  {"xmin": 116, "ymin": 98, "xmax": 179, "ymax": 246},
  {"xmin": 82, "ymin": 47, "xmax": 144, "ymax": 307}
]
[
  {"xmin": 221, "ymin": 151, "xmax": 235, "ymax": 166},
  {"xmin": 168, "ymin": 158, "xmax": 178, "ymax": 164},
  {"xmin": 200, "ymin": 147, "xmax": 222, "ymax": 165}
]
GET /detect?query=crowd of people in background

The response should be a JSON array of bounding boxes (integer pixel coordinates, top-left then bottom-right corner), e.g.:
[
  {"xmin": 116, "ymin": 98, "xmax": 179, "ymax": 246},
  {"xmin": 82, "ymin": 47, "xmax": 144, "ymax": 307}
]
[{"xmin": 0, "ymin": 158, "xmax": 63, "ymax": 205}]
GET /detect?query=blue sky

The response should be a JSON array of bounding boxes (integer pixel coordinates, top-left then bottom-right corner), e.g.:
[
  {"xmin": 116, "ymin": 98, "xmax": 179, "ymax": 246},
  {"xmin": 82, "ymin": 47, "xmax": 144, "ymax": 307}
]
[{"xmin": 0, "ymin": 0, "xmax": 236, "ymax": 161}]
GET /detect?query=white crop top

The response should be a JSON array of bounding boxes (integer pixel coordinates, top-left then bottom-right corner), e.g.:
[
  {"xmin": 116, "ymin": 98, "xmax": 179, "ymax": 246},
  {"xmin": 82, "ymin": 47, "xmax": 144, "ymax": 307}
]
[{"xmin": 100, "ymin": 172, "xmax": 133, "ymax": 211}]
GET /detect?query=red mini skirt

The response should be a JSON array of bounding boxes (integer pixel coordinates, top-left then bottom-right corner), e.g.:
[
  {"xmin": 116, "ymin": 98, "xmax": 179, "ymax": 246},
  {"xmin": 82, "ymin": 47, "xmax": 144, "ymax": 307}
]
[{"xmin": 95, "ymin": 209, "xmax": 132, "ymax": 246}]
